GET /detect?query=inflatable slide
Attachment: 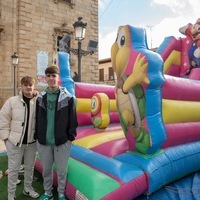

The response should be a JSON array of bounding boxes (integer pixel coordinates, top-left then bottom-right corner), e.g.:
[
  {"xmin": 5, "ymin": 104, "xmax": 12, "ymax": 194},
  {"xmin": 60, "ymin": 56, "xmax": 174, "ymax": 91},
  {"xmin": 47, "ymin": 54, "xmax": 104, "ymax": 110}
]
[{"xmin": 35, "ymin": 19, "xmax": 200, "ymax": 200}]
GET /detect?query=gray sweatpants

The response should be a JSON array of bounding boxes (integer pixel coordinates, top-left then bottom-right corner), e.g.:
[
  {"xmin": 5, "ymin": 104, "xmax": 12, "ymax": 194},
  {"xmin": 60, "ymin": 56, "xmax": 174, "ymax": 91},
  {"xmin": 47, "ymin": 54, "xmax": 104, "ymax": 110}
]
[
  {"xmin": 5, "ymin": 140, "xmax": 37, "ymax": 200},
  {"xmin": 36, "ymin": 141, "xmax": 71, "ymax": 196}
]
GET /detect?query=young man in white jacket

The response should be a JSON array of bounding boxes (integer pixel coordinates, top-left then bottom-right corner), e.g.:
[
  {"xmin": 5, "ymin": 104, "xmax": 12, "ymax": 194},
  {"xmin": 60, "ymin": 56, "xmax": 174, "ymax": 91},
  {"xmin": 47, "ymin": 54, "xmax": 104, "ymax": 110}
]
[{"xmin": 0, "ymin": 76, "xmax": 39, "ymax": 200}]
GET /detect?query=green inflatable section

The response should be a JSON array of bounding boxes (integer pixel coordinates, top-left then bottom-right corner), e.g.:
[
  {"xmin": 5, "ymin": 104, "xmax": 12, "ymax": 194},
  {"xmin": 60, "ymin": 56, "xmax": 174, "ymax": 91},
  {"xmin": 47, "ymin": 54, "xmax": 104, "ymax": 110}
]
[
  {"xmin": 36, "ymin": 155, "xmax": 120, "ymax": 199},
  {"xmin": 67, "ymin": 158, "xmax": 120, "ymax": 199}
]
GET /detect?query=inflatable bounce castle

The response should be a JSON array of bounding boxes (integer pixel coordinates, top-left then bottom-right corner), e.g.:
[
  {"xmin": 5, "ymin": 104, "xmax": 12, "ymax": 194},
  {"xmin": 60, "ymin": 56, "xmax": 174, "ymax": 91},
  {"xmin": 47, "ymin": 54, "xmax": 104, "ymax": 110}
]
[{"xmin": 35, "ymin": 18, "xmax": 200, "ymax": 200}]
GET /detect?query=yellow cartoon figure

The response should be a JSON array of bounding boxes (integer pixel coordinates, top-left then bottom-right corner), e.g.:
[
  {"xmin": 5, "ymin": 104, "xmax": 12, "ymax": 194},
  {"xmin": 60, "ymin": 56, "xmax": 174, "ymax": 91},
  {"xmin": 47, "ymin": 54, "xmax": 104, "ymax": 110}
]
[
  {"xmin": 111, "ymin": 25, "xmax": 151, "ymax": 154},
  {"xmin": 91, "ymin": 93, "xmax": 110, "ymax": 129}
]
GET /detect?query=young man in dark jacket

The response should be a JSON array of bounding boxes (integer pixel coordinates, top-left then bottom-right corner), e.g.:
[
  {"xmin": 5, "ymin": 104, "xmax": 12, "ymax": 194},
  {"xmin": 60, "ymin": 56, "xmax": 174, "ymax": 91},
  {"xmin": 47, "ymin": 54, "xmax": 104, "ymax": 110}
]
[{"xmin": 35, "ymin": 66, "xmax": 77, "ymax": 200}]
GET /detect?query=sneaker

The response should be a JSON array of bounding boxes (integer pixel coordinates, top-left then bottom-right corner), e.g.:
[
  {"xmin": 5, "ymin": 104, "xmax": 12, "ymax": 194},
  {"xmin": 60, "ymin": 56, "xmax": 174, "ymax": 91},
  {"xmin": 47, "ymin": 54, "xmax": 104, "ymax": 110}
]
[
  {"xmin": 59, "ymin": 194, "xmax": 66, "ymax": 200},
  {"xmin": 16, "ymin": 179, "xmax": 21, "ymax": 185},
  {"xmin": 39, "ymin": 193, "xmax": 53, "ymax": 200},
  {"xmin": 19, "ymin": 164, "xmax": 25, "ymax": 174},
  {"xmin": 23, "ymin": 187, "xmax": 39, "ymax": 198}
]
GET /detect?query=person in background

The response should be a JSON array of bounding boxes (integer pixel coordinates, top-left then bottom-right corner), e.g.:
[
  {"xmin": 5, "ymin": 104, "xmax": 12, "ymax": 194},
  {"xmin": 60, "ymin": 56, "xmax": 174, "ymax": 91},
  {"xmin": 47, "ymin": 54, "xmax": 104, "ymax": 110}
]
[
  {"xmin": 35, "ymin": 66, "xmax": 78, "ymax": 200},
  {"xmin": 0, "ymin": 76, "xmax": 39, "ymax": 200},
  {"xmin": 72, "ymin": 71, "xmax": 79, "ymax": 82}
]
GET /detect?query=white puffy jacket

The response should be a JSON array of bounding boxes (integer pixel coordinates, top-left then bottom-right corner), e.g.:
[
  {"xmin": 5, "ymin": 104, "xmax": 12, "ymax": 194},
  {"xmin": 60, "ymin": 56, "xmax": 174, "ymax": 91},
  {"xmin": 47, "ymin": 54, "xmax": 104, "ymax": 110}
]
[{"xmin": 0, "ymin": 90, "xmax": 38, "ymax": 146}]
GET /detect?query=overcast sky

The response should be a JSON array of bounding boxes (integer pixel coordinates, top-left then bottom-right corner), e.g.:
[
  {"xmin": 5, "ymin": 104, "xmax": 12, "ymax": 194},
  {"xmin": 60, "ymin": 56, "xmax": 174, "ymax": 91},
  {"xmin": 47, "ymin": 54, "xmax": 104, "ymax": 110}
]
[{"xmin": 98, "ymin": 0, "xmax": 200, "ymax": 60}]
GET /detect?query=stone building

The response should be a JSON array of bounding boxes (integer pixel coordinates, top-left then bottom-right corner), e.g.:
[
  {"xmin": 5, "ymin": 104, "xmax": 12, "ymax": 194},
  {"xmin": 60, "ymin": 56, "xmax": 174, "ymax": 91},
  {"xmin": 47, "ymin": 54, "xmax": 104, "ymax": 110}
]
[
  {"xmin": 0, "ymin": 0, "xmax": 98, "ymax": 107},
  {"xmin": 99, "ymin": 58, "xmax": 116, "ymax": 85}
]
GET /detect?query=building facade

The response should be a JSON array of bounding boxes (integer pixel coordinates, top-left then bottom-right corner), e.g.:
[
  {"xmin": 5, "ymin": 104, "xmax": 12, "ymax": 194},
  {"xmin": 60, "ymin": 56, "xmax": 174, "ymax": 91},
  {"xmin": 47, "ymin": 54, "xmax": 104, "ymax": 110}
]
[
  {"xmin": 99, "ymin": 58, "xmax": 116, "ymax": 85},
  {"xmin": 0, "ymin": 0, "xmax": 98, "ymax": 107}
]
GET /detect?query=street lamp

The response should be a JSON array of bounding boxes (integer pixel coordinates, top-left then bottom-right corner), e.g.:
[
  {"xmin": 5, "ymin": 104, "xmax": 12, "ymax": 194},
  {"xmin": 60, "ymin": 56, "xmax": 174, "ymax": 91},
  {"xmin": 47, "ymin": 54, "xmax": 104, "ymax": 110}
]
[
  {"xmin": 73, "ymin": 17, "xmax": 86, "ymax": 41},
  {"xmin": 60, "ymin": 17, "xmax": 96, "ymax": 82},
  {"xmin": 11, "ymin": 52, "xmax": 19, "ymax": 96}
]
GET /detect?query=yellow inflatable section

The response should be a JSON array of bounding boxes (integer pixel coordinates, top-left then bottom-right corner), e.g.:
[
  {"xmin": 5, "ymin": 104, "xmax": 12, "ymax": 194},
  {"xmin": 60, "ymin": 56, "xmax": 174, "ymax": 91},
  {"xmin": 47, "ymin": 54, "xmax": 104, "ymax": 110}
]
[
  {"xmin": 162, "ymin": 99, "xmax": 200, "ymax": 124},
  {"xmin": 74, "ymin": 130, "xmax": 125, "ymax": 148}
]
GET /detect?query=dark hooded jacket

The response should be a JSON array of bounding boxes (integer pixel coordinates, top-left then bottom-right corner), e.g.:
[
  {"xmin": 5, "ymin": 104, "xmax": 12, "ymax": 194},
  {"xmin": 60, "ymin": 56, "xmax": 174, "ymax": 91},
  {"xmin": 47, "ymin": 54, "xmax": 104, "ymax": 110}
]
[{"xmin": 34, "ymin": 87, "xmax": 77, "ymax": 146}]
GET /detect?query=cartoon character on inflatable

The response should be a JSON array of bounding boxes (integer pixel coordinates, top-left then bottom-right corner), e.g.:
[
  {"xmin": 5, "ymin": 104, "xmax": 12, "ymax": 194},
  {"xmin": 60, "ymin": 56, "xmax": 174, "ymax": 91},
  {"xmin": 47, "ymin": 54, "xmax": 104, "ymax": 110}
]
[
  {"xmin": 91, "ymin": 93, "xmax": 110, "ymax": 129},
  {"xmin": 179, "ymin": 18, "xmax": 200, "ymax": 74},
  {"xmin": 111, "ymin": 26, "xmax": 151, "ymax": 154}
]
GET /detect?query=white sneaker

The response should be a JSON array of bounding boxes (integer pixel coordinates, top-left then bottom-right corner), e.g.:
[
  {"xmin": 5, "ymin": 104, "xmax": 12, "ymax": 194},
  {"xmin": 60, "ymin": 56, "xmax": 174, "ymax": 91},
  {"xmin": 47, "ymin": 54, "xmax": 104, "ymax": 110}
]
[
  {"xmin": 16, "ymin": 179, "xmax": 21, "ymax": 185},
  {"xmin": 23, "ymin": 187, "xmax": 39, "ymax": 198},
  {"xmin": 19, "ymin": 165, "xmax": 24, "ymax": 174}
]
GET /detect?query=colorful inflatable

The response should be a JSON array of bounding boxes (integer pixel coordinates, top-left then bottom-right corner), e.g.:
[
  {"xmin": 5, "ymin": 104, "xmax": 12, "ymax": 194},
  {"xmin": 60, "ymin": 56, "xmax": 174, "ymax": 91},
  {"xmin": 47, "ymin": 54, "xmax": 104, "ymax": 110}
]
[
  {"xmin": 157, "ymin": 18, "xmax": 200, "ymax": 80},
  {"xmin": 35, "ymin": 19, "xmax": 200, "ymax": 199}
]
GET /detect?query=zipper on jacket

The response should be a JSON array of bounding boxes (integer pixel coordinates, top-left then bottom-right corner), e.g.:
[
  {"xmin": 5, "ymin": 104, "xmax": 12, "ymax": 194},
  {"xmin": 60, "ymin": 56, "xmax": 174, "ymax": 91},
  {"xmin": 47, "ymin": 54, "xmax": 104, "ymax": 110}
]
[{"xmin": 18, "ymin": 100, "xmax": 27, "ymax": 147}]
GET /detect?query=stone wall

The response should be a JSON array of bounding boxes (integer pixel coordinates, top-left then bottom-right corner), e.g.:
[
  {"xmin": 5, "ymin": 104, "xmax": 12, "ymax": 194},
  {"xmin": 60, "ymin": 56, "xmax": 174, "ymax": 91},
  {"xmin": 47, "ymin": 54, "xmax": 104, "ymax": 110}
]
[{"xmin": 0, "ymin": 0, "xmax": 98, "ymax": 107}]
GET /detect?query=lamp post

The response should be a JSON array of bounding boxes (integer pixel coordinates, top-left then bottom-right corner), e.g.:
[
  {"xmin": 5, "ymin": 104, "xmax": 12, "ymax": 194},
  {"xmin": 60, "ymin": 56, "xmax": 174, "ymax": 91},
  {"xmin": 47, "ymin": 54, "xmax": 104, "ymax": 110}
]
[
  {"xmin": 11, "ymin": 52, "xmax": 19, "ymax": 96},
  {"xmin": 66, "ymin": 17, "xmax": 94, "ymax": 82},
  {"xmin": 73, "ymin": 17, "xmax": 86, "ymax": 82}
]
